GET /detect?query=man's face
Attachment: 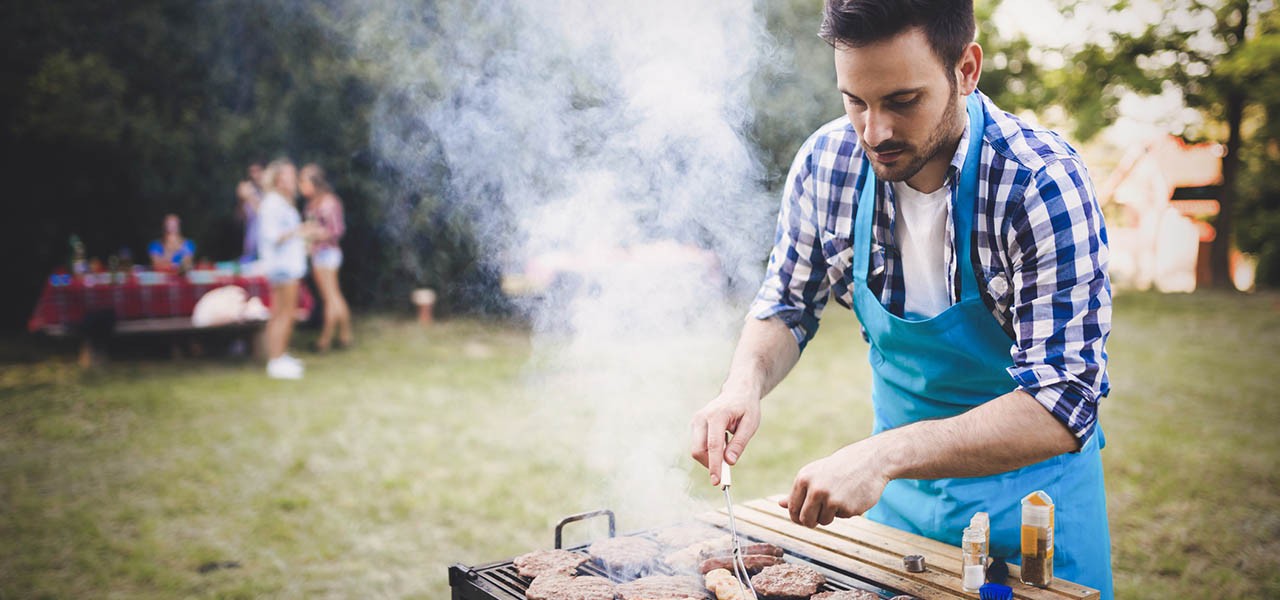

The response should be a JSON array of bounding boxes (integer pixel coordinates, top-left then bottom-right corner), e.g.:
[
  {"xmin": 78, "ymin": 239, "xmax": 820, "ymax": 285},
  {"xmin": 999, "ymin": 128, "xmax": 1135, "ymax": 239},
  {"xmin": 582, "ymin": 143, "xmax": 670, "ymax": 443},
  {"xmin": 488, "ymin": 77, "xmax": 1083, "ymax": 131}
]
[{"xmin": 834, "ymin": 27, "xmax": 963, "ymax": 187}]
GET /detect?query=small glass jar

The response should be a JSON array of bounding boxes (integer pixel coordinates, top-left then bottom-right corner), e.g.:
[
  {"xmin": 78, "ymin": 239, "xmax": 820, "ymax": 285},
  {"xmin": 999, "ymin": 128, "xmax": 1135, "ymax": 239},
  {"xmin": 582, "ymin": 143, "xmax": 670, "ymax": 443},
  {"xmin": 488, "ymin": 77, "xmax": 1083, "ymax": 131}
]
[{"xmin": 961, "ymin": 526, "xmax": 987, "ymax": 592}]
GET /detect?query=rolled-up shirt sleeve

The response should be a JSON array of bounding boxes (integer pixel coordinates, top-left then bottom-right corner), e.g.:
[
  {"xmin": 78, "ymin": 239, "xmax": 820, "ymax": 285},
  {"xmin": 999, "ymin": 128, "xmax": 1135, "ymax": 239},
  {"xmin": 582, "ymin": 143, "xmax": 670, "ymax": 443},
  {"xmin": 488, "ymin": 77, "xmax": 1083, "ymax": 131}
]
[
  {"xmin": 1005, "ymin": 157, "xmax": 1111, "ymax": 447},
  {"xmin": 747, "ymin": 138, "xmax": 832, "ymax": 352}
]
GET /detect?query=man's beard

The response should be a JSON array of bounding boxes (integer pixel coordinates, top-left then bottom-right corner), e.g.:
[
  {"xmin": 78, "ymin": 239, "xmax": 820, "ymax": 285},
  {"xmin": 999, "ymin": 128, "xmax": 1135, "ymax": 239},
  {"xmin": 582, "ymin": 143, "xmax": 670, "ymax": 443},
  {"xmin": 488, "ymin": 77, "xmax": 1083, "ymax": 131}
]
[{"xmin": 865, "ymin": 96, "xmax": 963, "ymax": 184}]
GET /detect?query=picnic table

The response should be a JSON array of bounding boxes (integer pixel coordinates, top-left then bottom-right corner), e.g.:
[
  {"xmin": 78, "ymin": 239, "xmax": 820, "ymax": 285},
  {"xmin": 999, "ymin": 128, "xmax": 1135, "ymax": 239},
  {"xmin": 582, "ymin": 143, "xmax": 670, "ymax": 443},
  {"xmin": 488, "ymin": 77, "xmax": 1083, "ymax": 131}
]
[{"xmin": 28, "ymin": 271, "xmax": 314, "ymax": 365}]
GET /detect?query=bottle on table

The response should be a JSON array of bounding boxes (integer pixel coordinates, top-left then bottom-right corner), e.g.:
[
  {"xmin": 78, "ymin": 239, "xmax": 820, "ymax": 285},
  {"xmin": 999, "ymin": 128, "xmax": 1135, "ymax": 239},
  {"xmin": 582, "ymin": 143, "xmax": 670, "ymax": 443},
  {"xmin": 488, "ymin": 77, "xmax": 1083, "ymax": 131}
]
[
  {"xmin": 1020, "ymin": 490, "xmax": 1054, "ymax": 588},
  {"xmin": 961, "ymin": 526, "xmax": 987, "ymax": 592}
]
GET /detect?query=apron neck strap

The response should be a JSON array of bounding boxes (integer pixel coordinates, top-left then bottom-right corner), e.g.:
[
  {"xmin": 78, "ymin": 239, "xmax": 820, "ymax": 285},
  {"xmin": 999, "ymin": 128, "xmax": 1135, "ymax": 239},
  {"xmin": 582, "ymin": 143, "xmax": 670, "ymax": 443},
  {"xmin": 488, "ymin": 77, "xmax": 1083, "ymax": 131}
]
[{"xmin": 953, "ymin": 92, "xmax": 987, "ymax": 302}]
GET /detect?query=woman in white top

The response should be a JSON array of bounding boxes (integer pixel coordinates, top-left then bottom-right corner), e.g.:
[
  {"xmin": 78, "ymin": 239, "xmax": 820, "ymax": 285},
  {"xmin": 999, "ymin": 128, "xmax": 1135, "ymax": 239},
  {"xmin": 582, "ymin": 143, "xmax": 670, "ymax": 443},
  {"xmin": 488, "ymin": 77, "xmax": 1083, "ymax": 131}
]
[{"xmin": 256, "ymin": 159, "xmax": 312, "ymax": 379}]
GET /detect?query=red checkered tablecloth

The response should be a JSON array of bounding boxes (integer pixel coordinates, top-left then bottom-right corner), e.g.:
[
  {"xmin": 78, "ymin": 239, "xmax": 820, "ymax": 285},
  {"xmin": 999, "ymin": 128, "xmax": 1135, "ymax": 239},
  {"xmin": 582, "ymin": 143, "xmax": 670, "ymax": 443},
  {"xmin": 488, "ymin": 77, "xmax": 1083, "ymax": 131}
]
[{"xmin": 27, "ymin": 274, "xmax": 314, "ymax": 333}]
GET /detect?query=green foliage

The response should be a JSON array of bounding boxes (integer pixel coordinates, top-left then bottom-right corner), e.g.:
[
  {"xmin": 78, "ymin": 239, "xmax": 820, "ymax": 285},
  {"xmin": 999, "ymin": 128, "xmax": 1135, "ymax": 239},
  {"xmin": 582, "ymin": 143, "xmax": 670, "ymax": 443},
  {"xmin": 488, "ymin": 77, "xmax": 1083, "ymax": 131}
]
[
  {"xmin": 749, "ymin": 0, "xmax": 844, "ymax": 189},
  {"xmin": 975, "ymin": 0, "xmax": 1055, "ymax": 113},
  {"xmin": 0, "ymin": 1, "xmax": 494, "ymax": 330},
  {"xmin": 1049, "ymin": 1, "xmax": 1253, "ymax": 140},
  {"xmin": 1230, "ymin": 8, "xmax": 1280, "ymax": 283},
  {"xmin": 1048, "ymin": 0, "xmax": 1280, "ymax": 286},
  {"xmin": 19, "ymin": 51, "xmax": 129, "ymax": 145},
  {"xmin": 0, "ymin": 1, "xmax": 1080, "ymax": 329}
]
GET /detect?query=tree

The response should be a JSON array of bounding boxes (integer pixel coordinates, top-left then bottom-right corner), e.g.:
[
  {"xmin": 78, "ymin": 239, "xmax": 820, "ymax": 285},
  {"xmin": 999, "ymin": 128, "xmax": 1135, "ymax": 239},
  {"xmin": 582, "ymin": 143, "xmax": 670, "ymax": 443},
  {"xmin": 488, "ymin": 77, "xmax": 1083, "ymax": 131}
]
[
  {"xmin": 1052, "ymin": 0, "xmax": 1280, "ymax": 288},
  {"xmin": 1227, "ymin": 7, "xmax": 1280, "ymax": 285},
  {"xmin": 0, "ymin": 0, "xmax": 498, "ymax": 330}
]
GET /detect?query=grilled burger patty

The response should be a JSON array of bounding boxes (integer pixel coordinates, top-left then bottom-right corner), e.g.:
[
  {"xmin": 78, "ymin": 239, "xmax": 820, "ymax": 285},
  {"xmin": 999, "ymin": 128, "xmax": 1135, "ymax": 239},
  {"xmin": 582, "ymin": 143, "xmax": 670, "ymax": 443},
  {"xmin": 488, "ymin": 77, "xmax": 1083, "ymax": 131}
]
[
  {"xmin": 749, "ymin": 563, "xmax": 826, "ymax": 599},
  {"xmin": 525, "ymin": 573, "xmax": 617, "ymax": 600},
  {"xmin": 513, "ymin": 549, "xmax": 589, "ymax": 578},
  {"xmin": 616, "ymin": 574, "xmax": 710, "ymax": 600}
]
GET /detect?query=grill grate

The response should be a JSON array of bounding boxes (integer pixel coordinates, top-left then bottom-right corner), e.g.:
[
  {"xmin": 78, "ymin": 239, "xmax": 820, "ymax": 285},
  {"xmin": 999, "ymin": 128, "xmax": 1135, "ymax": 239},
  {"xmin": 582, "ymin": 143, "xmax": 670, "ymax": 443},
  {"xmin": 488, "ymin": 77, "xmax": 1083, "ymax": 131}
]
[{"xmin": 449, "ymin": 523, "xmax": 905, "ymax": 599}]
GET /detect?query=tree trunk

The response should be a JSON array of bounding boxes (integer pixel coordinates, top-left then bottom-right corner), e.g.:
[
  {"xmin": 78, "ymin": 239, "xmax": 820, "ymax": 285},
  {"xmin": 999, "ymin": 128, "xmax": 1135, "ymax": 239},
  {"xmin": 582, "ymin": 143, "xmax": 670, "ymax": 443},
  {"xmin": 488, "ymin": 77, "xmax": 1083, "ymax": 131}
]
[
  {"xmin": 1215, "ymin": 89, "xmax": 1244, "ymax": 289},
  {"xmin": 1212, "ymin": 2, "xmax": 1250, "ymax": 289}
]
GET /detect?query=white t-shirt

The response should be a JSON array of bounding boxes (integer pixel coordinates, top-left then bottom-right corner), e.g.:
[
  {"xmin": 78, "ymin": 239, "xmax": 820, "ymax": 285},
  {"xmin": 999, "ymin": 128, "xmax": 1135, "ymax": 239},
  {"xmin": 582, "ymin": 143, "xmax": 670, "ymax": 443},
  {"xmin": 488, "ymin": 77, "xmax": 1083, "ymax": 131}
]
[
  {"xmin": 892, "ymin": 180, "xmax": 952, "ymax": 319},
  {"xmin": 256, "ymin": 191, "xmax": 308, "ymax": 282}
]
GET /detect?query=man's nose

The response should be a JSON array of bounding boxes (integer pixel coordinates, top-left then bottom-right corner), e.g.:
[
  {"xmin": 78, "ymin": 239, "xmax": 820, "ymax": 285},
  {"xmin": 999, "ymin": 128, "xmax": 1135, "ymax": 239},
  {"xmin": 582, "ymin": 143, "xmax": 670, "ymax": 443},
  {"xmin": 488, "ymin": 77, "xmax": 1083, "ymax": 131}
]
[{"xmin": 862, "ymin": 109, "xmax": 893, "ymax": 148}]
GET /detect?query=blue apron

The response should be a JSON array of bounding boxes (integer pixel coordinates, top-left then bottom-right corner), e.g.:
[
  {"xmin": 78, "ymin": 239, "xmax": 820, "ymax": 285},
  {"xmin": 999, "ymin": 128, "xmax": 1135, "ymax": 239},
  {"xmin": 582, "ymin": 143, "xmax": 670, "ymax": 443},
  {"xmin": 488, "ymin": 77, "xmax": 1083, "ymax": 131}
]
[{"xmin": 854, "ymin": 94, "xmax": 1114, "ymax": 599}]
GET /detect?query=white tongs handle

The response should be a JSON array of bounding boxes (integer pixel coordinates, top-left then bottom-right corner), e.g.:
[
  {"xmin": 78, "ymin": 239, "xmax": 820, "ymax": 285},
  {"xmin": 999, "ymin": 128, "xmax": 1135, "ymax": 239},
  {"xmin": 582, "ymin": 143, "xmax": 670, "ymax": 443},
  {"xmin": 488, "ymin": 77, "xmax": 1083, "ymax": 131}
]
[{"xmin": 720, "ymin": 430, "xmax": 733, "ymax": 488}]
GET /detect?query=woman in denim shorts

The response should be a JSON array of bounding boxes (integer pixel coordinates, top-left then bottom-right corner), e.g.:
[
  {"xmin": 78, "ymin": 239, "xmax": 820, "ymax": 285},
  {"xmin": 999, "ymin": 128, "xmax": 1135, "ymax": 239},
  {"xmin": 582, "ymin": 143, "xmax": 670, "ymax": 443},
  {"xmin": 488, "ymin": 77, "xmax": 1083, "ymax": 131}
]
[
  {"xmin": 301, "ymin": 164, "xmax": 352, "ymax": 352},
  {"xmin": 257, "ymin": 159, "xmax": 309, "ymax": 379}
]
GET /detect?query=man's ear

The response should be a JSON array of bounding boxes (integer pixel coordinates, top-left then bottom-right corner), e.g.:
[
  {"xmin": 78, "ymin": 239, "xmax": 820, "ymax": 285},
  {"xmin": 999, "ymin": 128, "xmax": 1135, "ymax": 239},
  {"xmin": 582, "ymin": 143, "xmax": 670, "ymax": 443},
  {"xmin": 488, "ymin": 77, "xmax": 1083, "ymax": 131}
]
[{"xmin": 956, "ymin": 42, "xmax": 982, "ymax": 96}]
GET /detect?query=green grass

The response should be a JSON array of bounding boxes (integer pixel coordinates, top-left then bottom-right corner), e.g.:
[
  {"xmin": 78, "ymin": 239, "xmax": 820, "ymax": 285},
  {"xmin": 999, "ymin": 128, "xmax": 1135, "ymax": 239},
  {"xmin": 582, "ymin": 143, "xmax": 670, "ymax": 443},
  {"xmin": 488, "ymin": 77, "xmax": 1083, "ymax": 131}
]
[{"xmin": 1, "ymin": 291, "xmax": 1278, "ymax": 599}]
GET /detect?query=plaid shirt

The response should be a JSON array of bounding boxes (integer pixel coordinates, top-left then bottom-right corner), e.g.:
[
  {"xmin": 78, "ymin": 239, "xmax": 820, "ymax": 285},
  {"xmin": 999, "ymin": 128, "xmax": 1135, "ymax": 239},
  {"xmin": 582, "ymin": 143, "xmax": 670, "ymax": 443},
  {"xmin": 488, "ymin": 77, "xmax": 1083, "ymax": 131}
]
[{"xmin": 749, "ymin": 91, "xmax": 1111, "ymax": 444}]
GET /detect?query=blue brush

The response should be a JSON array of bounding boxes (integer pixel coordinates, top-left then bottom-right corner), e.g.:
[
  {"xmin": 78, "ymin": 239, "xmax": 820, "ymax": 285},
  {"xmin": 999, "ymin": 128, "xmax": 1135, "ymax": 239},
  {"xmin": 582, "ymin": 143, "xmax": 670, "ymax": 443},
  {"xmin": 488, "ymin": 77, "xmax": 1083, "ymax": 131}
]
[{"xmin": 978, "ymin": 583, "xmax": 1013, "ymax": 600}]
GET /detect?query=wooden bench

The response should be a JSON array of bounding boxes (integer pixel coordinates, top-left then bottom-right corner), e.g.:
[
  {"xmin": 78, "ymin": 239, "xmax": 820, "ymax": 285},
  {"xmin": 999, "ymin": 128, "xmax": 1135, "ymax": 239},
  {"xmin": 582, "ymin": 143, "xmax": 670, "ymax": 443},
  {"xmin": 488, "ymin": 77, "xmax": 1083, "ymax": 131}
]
[
  {"xmin": 44, "ymin": 317, "xmax": 267, "ymax": 367},
  {"xmin": 698, "ymin": 496, "xmax": 1100, "ymax": 599}
]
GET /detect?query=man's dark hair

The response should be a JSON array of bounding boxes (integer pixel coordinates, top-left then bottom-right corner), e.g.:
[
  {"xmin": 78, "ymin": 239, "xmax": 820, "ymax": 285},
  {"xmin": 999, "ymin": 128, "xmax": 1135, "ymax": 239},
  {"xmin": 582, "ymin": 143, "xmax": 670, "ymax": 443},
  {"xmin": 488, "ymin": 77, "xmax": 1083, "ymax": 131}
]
[{"xmin": 819, "ymin": 0, "xmax": 975, "ymax": 71}]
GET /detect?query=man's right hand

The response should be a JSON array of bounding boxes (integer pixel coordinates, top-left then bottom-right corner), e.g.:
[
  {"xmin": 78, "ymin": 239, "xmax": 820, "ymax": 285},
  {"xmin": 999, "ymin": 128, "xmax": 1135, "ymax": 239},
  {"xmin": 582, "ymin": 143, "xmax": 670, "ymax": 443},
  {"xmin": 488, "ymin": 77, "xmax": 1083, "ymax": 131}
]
[{"xmin": 690, "ymin": 388, "xmax": 762, "ymax": 487}]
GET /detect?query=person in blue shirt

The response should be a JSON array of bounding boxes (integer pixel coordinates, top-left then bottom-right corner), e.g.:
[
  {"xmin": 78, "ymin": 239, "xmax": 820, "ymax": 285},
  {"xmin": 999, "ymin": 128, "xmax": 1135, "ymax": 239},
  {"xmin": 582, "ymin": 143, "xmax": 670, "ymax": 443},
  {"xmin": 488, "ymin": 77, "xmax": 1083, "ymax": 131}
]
[{"xmin": 148, "ymin": 213, "xmax": 195, "ymax": 273}]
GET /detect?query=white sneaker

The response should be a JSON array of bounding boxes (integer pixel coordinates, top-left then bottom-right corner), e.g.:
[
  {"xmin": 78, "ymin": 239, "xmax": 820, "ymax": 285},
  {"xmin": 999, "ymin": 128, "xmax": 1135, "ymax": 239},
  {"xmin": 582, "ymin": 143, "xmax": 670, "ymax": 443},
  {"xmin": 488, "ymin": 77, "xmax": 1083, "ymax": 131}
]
[
  {"xmin": 280, "ymin": 353, "xmax": 304, "ymax": 367},
  {"xmin": 267, "ymin": 356, "xmax": 304, "ymax": 380}
]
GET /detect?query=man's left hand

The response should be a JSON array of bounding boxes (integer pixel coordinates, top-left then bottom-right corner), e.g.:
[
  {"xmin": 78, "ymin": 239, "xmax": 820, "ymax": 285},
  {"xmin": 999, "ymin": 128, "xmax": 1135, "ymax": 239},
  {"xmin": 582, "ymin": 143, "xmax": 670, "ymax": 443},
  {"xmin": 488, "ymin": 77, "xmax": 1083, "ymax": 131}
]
[{"xmin": 779, "ymin": 439, "xmax": 892, "ymax": 528}]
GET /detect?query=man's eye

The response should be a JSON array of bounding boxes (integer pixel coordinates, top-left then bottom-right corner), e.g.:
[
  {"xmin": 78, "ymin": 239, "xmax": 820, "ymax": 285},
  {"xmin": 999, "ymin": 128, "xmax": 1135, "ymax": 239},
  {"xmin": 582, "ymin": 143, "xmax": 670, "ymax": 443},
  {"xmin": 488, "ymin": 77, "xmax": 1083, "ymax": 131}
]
[
  {"xmin": 891, "ymin": 97, "xmax": 918, "ymax": 108},
  {"xmin": 845, "ymin": 96, "xmax": 866, "ymax": 108}
]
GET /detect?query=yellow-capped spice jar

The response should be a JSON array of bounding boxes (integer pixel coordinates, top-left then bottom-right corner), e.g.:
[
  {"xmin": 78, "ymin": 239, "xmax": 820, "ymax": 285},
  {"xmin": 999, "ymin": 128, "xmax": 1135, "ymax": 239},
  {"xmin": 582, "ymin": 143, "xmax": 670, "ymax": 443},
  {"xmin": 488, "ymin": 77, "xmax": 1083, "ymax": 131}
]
[{"xmin": 1020, "ymin": 490, "xmax": 1054, "ymax": 588}]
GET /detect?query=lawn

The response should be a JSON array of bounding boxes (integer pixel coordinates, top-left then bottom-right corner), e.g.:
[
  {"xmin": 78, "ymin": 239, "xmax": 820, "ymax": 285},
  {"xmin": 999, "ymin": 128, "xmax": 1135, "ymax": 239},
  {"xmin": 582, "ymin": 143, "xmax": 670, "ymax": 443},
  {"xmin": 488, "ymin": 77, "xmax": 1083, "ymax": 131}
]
[{"xmin": 1, "ymin": 291, "xmax": 1277, "ymax": 599}]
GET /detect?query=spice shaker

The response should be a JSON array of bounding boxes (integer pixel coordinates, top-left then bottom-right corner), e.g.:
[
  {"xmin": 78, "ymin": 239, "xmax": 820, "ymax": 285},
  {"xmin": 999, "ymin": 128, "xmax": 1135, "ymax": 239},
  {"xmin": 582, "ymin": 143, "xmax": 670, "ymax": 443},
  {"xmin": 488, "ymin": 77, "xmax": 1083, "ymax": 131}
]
[
  {"xmin": 961, "ymin": 526, "xmax": 987, "ymax": 592},
  {"xmin": 1020, "ymin": 490, "xmax": 1054, "ymax": 588}
]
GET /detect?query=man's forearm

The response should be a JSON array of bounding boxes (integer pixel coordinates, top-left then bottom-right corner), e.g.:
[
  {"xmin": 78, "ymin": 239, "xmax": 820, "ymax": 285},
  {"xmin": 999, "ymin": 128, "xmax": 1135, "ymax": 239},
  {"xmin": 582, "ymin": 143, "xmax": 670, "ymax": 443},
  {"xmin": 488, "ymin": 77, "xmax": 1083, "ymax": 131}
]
[
  {"xmin": 694, "ymin": 316, "xmax": 803, "ymax": 480},
  {"xmin": 721, "ymin": 317, "xmax": 801, "ymax": 400},
  {"xmin": 869, "ymin": 389, "xmax": 1078, "ymax": 481}
]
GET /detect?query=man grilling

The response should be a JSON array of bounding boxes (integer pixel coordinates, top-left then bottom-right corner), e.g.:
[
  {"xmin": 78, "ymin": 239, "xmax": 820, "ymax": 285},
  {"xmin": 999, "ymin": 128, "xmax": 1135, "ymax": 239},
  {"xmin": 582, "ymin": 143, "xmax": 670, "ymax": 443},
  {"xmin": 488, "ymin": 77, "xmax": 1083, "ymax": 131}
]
[{"xmin": 690, "ymin": 1, "xmax": 1113, "ymax": 597}]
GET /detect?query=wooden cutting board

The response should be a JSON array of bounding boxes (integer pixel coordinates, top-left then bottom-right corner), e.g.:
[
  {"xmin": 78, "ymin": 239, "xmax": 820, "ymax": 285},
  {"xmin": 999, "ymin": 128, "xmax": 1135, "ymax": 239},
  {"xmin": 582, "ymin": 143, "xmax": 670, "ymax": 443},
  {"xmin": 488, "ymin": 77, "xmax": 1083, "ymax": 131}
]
[{"xmin": 698, "ymin": 495, "xmax": 1099, "ymax": 600}]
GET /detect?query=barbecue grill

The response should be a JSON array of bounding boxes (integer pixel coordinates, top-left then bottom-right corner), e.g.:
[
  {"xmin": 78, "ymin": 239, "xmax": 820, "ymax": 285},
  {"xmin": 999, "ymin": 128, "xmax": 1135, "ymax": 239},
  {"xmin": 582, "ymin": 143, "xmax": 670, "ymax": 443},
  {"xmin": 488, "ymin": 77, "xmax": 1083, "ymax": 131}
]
[
  {"xmin": 448, "ymin": 509, "xmax": 902, "ymax": 600},
  {"xmin": 449, "ymin": 497, "xmax": 1101, "ymax": 600}
]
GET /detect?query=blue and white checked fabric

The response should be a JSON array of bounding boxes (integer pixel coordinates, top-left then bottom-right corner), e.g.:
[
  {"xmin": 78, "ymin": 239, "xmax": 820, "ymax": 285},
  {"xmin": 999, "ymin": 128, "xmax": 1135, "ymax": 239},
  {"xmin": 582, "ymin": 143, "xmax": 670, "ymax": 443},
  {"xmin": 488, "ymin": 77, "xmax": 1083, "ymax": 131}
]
[{"xmin": 749, "ymin": 91, "xmax": 1111, "ymax": 444}]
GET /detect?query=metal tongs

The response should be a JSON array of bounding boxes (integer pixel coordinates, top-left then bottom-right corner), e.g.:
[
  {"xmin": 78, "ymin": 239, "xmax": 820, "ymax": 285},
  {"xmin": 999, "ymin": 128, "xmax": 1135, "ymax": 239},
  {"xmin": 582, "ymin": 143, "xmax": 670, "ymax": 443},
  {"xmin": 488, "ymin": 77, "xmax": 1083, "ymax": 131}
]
[{"xmin": 721, "ymin": 432, "xmax": 758, "ymax": 599}]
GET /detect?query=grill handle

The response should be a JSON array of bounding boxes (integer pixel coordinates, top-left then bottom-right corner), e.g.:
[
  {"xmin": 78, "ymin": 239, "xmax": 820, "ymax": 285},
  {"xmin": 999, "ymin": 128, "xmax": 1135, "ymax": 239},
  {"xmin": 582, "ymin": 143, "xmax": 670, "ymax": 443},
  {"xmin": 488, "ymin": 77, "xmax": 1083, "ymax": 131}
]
[{"xmin": 554, "ymin": 509, "xmax": 616, "ymax": 549}]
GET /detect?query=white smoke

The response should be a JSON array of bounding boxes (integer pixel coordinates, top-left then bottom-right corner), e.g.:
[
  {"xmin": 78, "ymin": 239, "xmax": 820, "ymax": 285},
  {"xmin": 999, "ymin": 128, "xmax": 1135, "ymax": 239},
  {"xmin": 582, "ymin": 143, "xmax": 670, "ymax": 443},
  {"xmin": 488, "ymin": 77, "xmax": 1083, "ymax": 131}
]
[{"xmin": 339, "ymin": 0, "xmax": 775, "ymax": 526}]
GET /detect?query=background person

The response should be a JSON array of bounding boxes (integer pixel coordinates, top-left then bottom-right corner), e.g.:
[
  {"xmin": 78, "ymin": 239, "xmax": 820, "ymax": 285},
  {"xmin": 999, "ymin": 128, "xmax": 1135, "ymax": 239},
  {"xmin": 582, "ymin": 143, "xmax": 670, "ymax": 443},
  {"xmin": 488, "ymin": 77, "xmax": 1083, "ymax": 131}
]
[
  {"xmin": 690, "ymin": 1, "xmax": 1113, "ymax": 597},
  {"xmin": 300, "ymin": 163, "xmax": 352, "ymax": 352},
  {"xmin": 237, "ymin": 162, "xmax": 265, "ymax": 264},
  {"xmin": 148, "ymin": 213, "xmax": 195, "ymax": 273},
  {"xmin": 256, "ymin": 159, "xmax": 309, "ymax": 380}
]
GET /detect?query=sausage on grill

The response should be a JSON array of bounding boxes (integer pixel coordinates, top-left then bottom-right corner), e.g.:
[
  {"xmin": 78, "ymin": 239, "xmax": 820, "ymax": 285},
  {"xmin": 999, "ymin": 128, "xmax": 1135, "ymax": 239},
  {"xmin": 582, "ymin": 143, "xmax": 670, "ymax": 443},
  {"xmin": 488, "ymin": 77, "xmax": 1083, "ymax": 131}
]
[{"xmin": 698, "ymin": 554, "xmax": 785, "ymax": 575}]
